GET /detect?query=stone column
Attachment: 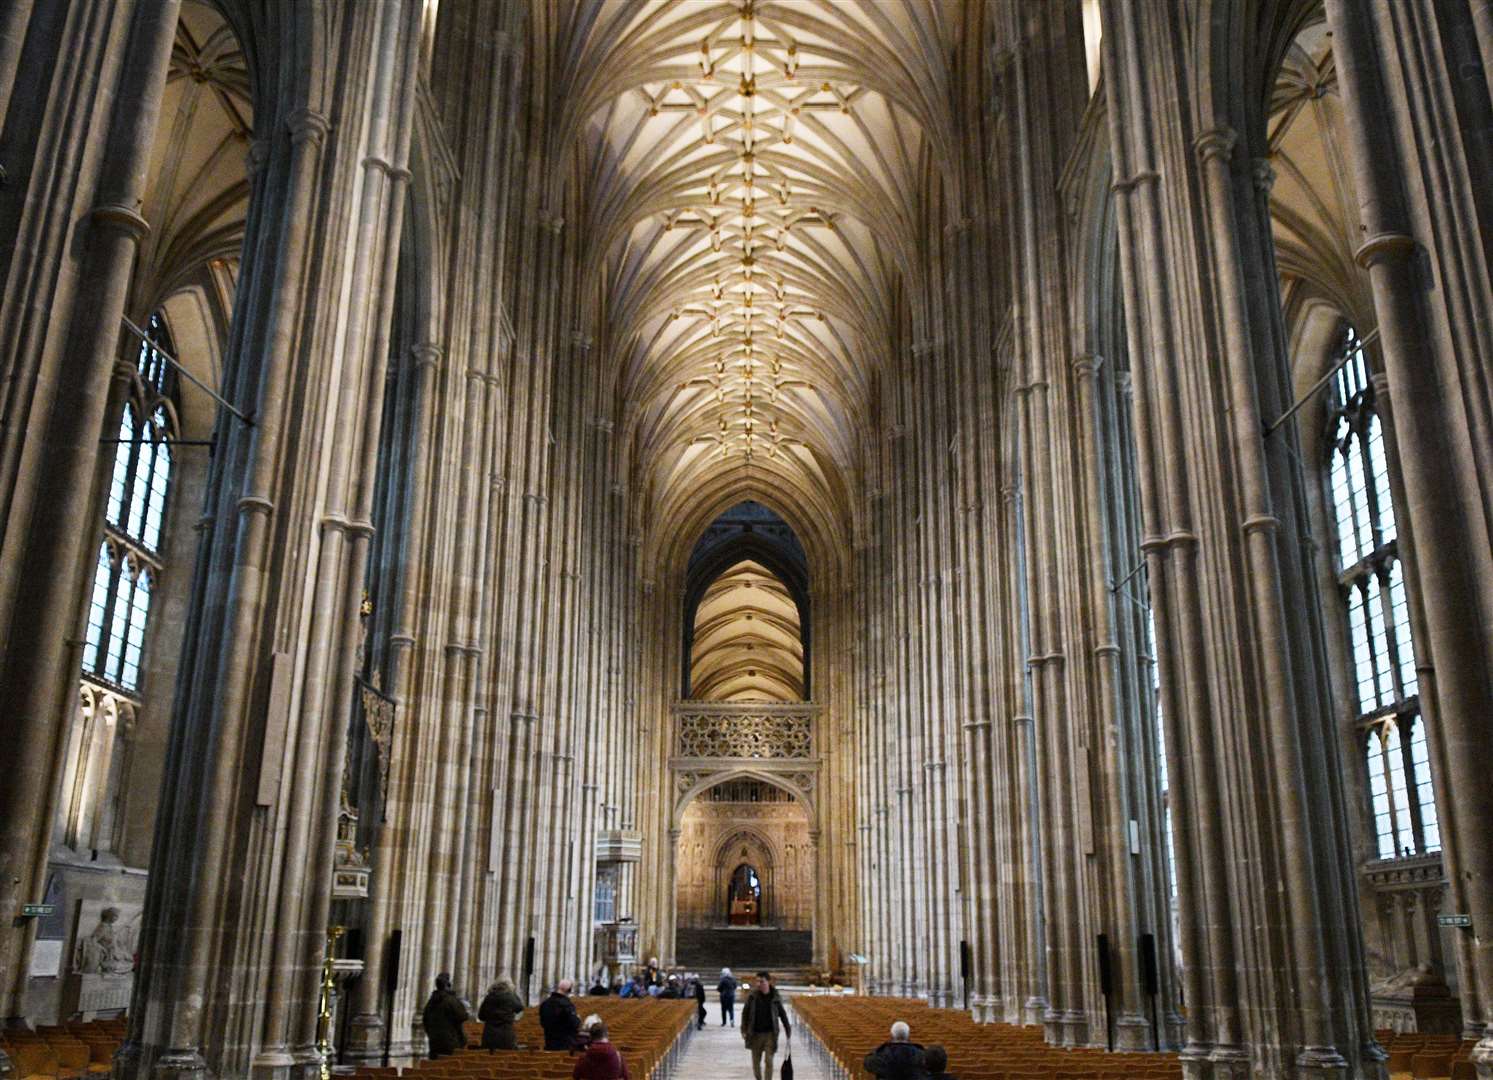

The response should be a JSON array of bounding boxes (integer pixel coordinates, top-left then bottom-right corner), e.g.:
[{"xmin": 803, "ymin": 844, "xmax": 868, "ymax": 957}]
[
  {"xmin": 0, "ymin": 0, "xmax": 181, "ymax": 1022},
  {"xmin": 1326, "ymin": 1, "xmax": 1493, "ymax": 1063}
]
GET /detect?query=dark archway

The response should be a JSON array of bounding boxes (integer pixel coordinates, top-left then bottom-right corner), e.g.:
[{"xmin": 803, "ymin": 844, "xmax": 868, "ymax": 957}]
[{"xmin": 682, "ymin": 501, "xmax": 810, "ymax": 698}]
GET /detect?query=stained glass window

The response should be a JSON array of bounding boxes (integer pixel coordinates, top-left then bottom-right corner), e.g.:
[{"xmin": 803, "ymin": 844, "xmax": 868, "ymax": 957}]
[
  {"xmin": 1325, "ymin": 325, "xmax": 1437, "ymax": 858},
  {"xmin": 81, "ymin": 313, "xmax": 177, "ymax": 694}
]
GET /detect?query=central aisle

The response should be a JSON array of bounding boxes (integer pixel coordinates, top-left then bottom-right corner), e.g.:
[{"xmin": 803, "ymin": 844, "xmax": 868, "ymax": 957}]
[{"xmin": 673, "ymin": 1001, "xmax": 826, "ymax": 1080}]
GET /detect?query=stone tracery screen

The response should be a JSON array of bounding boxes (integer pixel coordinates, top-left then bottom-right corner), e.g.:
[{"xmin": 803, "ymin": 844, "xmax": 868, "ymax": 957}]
[{"xmin": 673, "ymin": 703, "xmax": 817, "ymax": 760}]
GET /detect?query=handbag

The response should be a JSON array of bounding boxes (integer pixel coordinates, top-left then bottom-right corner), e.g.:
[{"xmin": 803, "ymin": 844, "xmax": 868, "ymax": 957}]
[{"xmin": 780, "ymin": 1037, "xmax": 793, "ymax": 1080}]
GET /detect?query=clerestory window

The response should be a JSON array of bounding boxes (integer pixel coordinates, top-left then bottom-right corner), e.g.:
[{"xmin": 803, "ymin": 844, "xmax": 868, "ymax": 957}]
[
  {"xmin": 81, "ymin": 313, "xmax": 178, "ymax": 695},
  {"xmin": 1325, "ymin": 325, "xmax": 1438, "ymax": 860}
]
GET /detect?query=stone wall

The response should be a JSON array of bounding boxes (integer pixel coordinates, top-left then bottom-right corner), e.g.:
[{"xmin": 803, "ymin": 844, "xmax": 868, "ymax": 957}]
[{"xmin": 675, "ymin": 800, "xmax": 813, "ymax": 931}]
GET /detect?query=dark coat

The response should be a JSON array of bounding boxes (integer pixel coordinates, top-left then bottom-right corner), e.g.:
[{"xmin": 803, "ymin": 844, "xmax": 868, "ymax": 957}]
[
  {"xmin": 422, "ymin": 988, "xmax": 470, "ymax": 1058},
  {"xmin": 539, "ymin": 991, "xmax": 582, "ymax": 1051},
  {"xmin": 693, "ymin": 981, "xmax": 706, "ymax": 1005},
  {"xmin": 477, "ymin": 987, "xmax": 524, "ymax": 1050},
  {"xmin": 863, "ymin": 1040, "xmax": 928, "ymax": 1080},
  {"xmin": 717, "ymin": 975, "xmax": 738, "ymax": 1002},
  {"xmin": 740, "ymin": 988, "xmax": 791, "ymax": 1051},
  {"xmin": 571, "ymin": 1040, "xmax": 631, "ymax": 1080}
]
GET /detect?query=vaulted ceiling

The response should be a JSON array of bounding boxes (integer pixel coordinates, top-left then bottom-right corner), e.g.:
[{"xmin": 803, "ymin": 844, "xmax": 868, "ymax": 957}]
[
  {"xmin": 542, "ymin": 0, "xmax": 959, "ymax": 529},
  {"xmin": 690, "ymin": 559, "xmax": 804, "ymax": 702},
  {"xmin": 136, "ymin": 0, "xmax": 251, "ymax": 317}
]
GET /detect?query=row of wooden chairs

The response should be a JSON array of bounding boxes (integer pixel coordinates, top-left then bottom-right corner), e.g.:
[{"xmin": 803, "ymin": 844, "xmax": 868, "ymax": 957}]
[
  {"xmin": 793, "ymin": 997, "xmax": 1182, "ymax": 1080},
  {"xmin": 344, "ymin": 999, "xmax": 696, "ymax": 1080},
  {"xmin": 1, "ymin": 1019, "xmax": 126, "ymax": 1080},
  {"xmin": 1376, "ymin": 1030, "xmax": 1477, "ymax": 1080}
]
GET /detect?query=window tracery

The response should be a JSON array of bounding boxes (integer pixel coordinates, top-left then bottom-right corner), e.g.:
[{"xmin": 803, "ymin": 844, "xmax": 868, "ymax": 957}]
[
  {"xmin": 1325, "ymin": 325, "xmax": 1437, "ymax": 860},
  {"xmin": 82, "ymin": 312, "xmax": 178, "ymax": 695}
]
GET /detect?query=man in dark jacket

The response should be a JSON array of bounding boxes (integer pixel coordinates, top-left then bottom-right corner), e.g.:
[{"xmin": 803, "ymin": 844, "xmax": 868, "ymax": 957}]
[
  {"xmin": 539, "ymin": 979, "xmax": 582, "ymax": 1051},
  {"xmin": 477, "ymin": 977, "xmax": 524, "ymax": 1050},
  {"xmin": 863, "ymin": 1020, "xmax": 927, "ymax": 1080},
  {"xmin": 740, "ymin": 971, "xmax": 791, "ymax": 1080},
  {"xmin": 692, "ymin": 976, "xmax": 707, "ymax": 1028},
  {"xmin": 422, "ymin": 973, "xmax": 470, "ymax": 1059},
  {"xmin": 717, "ymin": 968, "xmax": 738, "ymax": 1027}
]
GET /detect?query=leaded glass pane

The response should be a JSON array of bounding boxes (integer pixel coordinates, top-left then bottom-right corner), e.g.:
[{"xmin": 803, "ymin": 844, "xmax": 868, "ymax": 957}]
[
  {"xmin": 1366, "ymin": 413, "xmax": 1394, "ymax": 546},
  {"xmin": 120, "ymin": 568, "xmax": 151, "ymax": 691},
  {"xmin": 1367, "ymin": 732, "xmax": 1395, "ymax": 859},
  {"xmin": 107, "ymin": 408, "xmax": 135, "ymax": 528},
  {"xmin": 1409, "ymin": 722, "xmax": 1440, "ymax": 853},
  {"xmin": 1332, "ymin": 438, "xmax": 1355, "ymax": 572},
  {"xmin": 1385, "ymin": 722, "xmax": 1412, "ymax": 858},
  {"xmin": 82, "ymin": 543, "xmax": 112, "ymax": 673},
  {"xmin": 1388, "ymin": 560, "xmax": 1418, "ymax": 698},
  {"xmin": 1347, "ymin": 433, "xmax": 1371, "ymax": 563},
  {"xmin": 1348, "ymin": 583, "xmax": 1374, "ymax": 710},
  {"xmin": 104, "ymin": 573, "xmax": 133, "ymax": 682},
  {"xmin": 1366, "ymin": 573, "xmax": 1392, "ymax": 709}
]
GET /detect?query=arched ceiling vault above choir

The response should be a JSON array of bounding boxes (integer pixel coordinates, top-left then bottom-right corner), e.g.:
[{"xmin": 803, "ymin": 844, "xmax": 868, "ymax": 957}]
[
  {"xmin": 537, "ymin": 1, "xmax": 960, "ymax": 540},
  {"xmin": 690, "ymin": 559, "xmax": 805, "ymax": 702},
  {"xmin": 135, "ymin": 0, "xmax": 251, "ymax": 319}
]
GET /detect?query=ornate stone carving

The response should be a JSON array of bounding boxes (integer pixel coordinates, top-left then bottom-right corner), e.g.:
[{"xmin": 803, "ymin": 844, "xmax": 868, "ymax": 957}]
[{"xmin": 673, "ymin": 703, "xmax": 815, "ymax": 760}]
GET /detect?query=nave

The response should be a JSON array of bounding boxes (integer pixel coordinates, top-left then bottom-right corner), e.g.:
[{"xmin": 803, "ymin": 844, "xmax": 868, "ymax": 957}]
[{"xmin": 1, "ymin": 2, "xmax": 1491, "ymax": 1080}]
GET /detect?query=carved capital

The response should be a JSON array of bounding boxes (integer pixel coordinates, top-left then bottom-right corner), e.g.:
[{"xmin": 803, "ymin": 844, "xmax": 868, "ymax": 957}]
[
  {"xmin": 1072, "ymin": 353, "xmax": 1103, "ymax": 381},
  {"xmin": 90, "ymin": 203, "xmax": 150, "ymax": 241},
  {"xmin": 1355, "ymin": 232, "xmax": 1416, "ymax": 269},
  {"xmin": 411, "ymin": 342, "xmax": 444, "ymax": 369},
  {"xmin": 1193, "ymin": 126, "xmax": 1239, "ymax": 165},
  {"xmin": 363, "ymin": 155, "xmax": 412, "ymax": 183},
  {"xmin": 287, "ymin": 108, "xmax": 331, "ymax": 146}
]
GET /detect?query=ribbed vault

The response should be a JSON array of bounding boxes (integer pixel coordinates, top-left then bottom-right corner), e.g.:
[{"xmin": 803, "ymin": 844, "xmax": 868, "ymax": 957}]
[
  {"xmin": 690, "ymin": 559, "xmax": 804, "ymax": 701},
  {"xmin": 548, "ymin": 0, "xmax": 955, "ymax": 531}
]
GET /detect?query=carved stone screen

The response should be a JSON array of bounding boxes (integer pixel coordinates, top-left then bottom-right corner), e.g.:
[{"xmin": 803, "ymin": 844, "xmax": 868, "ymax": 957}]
[{"xmin": 673, "ymin": 704, "xmax": 816, "ymax": 760}]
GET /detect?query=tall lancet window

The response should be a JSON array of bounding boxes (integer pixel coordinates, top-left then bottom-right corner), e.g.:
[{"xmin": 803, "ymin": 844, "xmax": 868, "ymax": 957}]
[
  {"xmin": 82, "ymin": 312, "xmax": 179, "ymax": 694},
  {"xmin": 1325, "ymin": 325, "xmax": 1437, "ymax": 860}
]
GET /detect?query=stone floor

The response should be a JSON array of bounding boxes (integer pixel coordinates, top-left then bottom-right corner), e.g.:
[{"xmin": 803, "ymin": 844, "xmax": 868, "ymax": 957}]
[{"xmin": 673, "ymin": 1001, "xmax": 826, "ymax": 1079}]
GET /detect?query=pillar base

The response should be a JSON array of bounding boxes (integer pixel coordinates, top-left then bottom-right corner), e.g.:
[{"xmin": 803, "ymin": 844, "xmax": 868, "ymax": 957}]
[
  {"xmin": 148, "ymin": 1047, "xmax": 210, "ymax": 1080},
  {"xmin": 1115, "ymin": 1014, "xmax": 1153, "ymax": 1051},
  {"xmin": 342, "ymin": 1013, "xmax": 387, "ymax": 1065},
  {"xmin": 1023, "ymin": 996, "xmax": 1049, "ymax": 1027},
  {"xmin": 1060, "ymin": 1011, "xmax": 1089, "ymax": 1048},
  {"xmin": 288, "ymin": 1043, "xmax": 326, "ymax": 1080},
  {"xmin": 1180, "ymin": 1043, "xmax": 1249, "ymax": 1080},
  {"xmin": 249, "ymin": 1045, "xmax": 295, "ymax": 1080}
]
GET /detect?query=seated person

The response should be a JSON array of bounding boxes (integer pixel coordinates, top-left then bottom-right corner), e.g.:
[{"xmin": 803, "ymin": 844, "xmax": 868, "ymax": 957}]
[
  {"xmin": 926, "ymin": 1044, "xmax": 957, "ymax": 1080},
  {"xmin": 572, "ymin": 1021, "xmax": 630, "ymax": 1080},
  {"xmin": 863, "ymin": 1021, "xmax": 927, "ymax": 1080}
]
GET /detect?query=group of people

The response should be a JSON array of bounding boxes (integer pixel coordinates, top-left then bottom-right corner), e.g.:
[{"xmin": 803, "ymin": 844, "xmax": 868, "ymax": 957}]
[
  {"xmin": 419, "ymin": 974, "xmax": 631, "ymax": 1079},
  {"xmin": 862, "ymin": 1020, "xmax": 958, "ymax": 1080},
  {"xmin": 422, "ymin": 969, "xmax": 957, "ymax": 1080}
]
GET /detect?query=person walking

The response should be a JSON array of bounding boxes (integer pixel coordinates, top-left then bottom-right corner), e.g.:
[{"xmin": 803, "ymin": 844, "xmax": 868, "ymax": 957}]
[
  {"xmin": 571, "ymin": 1020, "xmax": 631, "ymax": 1080},
  {"xmin": 740, "ymin": 971, "xmax": 791, "ymax": 1080},
  {"xmin": 421, "ymin": 973, "xmax": 470, "ymax": 1059},
  {"xmin": 539, "ymin": 979, "xmax": 582, "ymax": 1051},
  {"xmin": 717, "ymin": 967, "xmax": 738, "ymax": 1027},
  {"xmin": 863, "ymin": 1021, "xmax": 927, "ymax": 1079},
  {"xmin": 477, "ymin": 977, "xmax": 524, "ymax": 1050},
  {"xmin": 692, "ymin": 975, "xmax": 707, "ymax": 1029}
]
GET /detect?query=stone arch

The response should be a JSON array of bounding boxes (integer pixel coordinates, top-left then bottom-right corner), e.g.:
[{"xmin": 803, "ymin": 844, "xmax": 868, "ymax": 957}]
[{"xmin": 672, "ymin": 766, "xmax": 817, "ymax": 833}]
